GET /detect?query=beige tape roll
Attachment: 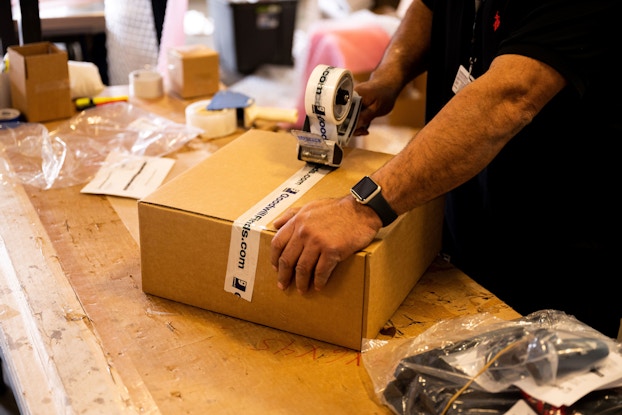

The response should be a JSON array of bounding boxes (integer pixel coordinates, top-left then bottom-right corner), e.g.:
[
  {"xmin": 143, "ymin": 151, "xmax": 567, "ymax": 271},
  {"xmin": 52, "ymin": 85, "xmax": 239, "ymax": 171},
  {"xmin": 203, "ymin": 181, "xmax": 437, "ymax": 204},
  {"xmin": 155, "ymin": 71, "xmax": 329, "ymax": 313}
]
[
  {"xmin": 129, "ymin": 69, "xmax": 164, "ymax": 99},
  {"xmin": 304, "ymin": 64, "xmax": 354, "ymax": 125},
  {"xmin": 185, "ymin": 100, "xmax": 237, "ymax": 139}
]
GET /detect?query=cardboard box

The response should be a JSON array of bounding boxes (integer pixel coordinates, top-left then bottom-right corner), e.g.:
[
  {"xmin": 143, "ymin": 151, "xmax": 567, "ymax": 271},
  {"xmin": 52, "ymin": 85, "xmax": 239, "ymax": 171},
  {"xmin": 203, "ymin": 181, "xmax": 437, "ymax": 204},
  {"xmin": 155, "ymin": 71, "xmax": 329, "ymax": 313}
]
[
  {"xmin": 386, "ymin": 73, "xmax": 427, "ymax": 129},
  {"xmin": 8, "ymin": 42, "xmax": 73, "ymax": 122},
  {"xmin": 167, "ymin": 45, "xmax": 220, "ymax": 99},
  {"xmin": 138, "ymin": 130, "xmax": 444, "ymax": 350},
  {"xmin": 354, "ymin": 72, "xmax": 427, "ymax": 129}
]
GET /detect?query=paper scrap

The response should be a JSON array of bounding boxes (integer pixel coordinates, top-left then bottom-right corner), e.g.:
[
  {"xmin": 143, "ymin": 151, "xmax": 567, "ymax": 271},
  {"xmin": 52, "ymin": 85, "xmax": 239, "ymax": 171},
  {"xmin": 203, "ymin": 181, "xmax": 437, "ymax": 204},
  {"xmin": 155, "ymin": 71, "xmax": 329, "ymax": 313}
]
[{"xmin": 81, "ymin": 151, "xmax": 175, "ymax": 199}]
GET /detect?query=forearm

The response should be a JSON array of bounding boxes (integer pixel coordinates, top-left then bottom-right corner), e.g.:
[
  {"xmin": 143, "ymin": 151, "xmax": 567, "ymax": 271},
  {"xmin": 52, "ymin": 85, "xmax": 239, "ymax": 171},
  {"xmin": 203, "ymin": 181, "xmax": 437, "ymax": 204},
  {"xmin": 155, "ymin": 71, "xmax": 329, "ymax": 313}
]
[
  {"xmin": 371, "ymin": 54, "xmax": 567, "ymax": 215},
  {"xmin": 369, "ymin": 0, "xmax": 432, "ymax": 91},
  {"xmin": 353, "ymin": 0, "xmax": 433, "ymax": 129}
]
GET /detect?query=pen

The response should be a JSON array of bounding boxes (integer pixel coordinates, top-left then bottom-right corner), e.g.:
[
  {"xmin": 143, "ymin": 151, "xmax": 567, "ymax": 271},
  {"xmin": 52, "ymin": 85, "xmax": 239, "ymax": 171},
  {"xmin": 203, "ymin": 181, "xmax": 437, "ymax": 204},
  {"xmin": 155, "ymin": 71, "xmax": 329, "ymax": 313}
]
[{"xmin": 75, "ymin": 95, "xmax": 129, "ymax": 109}]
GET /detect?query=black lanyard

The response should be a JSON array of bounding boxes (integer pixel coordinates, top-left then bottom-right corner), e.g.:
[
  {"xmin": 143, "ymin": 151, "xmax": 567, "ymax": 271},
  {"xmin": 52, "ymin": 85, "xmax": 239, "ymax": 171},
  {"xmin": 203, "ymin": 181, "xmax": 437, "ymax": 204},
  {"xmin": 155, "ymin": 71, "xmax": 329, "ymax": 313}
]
[{"xmin": 469, "ymin": 0, "xmax": 485, "ymax": 75}]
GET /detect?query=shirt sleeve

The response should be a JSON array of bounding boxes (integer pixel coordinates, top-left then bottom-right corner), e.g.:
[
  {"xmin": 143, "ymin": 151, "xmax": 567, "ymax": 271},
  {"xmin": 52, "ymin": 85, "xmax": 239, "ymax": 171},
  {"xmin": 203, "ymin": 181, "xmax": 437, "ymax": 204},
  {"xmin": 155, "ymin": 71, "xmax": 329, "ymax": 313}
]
[{"xmin": 497, "ymin": 0, "xmax": 620, "ymax": 95}]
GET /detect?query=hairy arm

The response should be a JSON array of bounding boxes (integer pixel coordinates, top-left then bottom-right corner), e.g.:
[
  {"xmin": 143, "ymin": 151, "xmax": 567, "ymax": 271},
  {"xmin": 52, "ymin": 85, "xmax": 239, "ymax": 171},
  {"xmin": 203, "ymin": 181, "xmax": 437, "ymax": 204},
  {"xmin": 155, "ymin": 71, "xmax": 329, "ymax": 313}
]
[
  {"xmin": 354, "ymin": 0, "xmax": 432, "ymax": 130},
  {"xmin": 371, "ymin": 54, "xmax": 567, "ymax": 215},
  {"xmin": 271, "ymin": 5, "xmax": 568, "ymax": 293},
  {"xmin": 370, "ymin": 0, "xmax": 432, "ymax": 89}
]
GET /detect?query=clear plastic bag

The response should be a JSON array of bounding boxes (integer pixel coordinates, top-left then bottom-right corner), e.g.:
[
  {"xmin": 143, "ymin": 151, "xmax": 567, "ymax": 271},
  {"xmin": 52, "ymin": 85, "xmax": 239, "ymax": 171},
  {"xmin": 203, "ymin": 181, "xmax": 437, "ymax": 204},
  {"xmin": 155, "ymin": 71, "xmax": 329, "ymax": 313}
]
[
  {"xmin": 0, "ymin": 102, "xmax": 203, "ymax": 189},
  {"xmin": 362, "ymin": 309, "xmax": 621, "ymax": 415}
]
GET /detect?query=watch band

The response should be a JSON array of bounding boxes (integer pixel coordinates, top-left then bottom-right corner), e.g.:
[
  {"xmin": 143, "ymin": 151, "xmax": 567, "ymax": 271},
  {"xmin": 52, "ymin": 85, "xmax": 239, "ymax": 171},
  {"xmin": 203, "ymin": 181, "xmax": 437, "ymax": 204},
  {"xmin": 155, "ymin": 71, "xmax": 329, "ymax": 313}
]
[
  {"xmin": 366, "ymin": 189, "xmax": 398, "ymax": 227},
  {"xmin": 351, "ymin": 176, "xmax": 398, "ymax": 227}
]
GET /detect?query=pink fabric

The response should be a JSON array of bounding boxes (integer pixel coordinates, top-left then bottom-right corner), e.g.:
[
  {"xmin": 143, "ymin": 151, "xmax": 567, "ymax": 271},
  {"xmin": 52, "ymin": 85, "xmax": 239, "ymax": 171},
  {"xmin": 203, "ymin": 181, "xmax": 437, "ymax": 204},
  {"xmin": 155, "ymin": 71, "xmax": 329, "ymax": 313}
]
[
  {"xmin": 293, "ymin": 23, "xmax": 391, "ymax": 128},
  {"xmin": 157, "ymin": 0, "xmax": 188, "ymax": 86}
]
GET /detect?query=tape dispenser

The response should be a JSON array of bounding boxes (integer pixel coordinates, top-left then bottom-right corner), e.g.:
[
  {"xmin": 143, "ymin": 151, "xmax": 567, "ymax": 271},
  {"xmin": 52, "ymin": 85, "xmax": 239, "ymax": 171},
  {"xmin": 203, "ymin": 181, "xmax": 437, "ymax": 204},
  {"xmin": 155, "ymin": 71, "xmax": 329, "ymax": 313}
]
[{"xmin": 291, "ymin": 64, "xmax": 362, "ymax": 167}]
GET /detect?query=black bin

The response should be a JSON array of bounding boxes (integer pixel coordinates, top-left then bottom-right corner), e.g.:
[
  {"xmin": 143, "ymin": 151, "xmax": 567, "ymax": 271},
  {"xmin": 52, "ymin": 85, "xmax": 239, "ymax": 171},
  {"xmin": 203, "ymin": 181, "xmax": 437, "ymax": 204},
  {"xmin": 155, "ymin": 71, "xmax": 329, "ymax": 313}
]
[{"xmin": 210, "ymin": 0, "xmax": 298, "ymax": 75}]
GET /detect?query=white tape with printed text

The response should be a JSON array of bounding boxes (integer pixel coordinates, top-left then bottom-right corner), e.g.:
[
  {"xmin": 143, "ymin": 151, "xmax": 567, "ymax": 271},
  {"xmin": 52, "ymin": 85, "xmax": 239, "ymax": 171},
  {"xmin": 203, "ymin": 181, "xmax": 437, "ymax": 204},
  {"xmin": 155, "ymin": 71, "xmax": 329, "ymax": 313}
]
[{"xmin": 224, "ymin": 164, "xmax": 331, "ymax": 301}]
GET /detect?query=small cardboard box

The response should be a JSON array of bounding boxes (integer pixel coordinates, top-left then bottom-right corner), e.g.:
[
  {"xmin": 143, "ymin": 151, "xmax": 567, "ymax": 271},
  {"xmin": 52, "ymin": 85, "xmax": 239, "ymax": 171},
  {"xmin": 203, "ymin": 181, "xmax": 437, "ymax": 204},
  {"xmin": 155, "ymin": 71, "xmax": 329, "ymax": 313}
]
[
  {"xmin": 8, "ymin": 42, "xmax": 73, "ymax": 122},
  {"xmin": 138, "ymin": 130, "xmax": 444, "ymax": 350},
  {"xmin": 167, "ymin": 45, "xmax": 220, "ymax": 99}
]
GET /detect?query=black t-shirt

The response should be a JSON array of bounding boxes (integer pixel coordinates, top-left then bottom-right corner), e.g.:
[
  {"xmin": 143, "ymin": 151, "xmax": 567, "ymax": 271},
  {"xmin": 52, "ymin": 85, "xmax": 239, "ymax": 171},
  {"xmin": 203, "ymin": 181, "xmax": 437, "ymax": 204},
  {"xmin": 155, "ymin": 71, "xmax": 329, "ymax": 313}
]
[{"xmin": 421, "ymin": 0, "xmax": 622, "ymax": 336}]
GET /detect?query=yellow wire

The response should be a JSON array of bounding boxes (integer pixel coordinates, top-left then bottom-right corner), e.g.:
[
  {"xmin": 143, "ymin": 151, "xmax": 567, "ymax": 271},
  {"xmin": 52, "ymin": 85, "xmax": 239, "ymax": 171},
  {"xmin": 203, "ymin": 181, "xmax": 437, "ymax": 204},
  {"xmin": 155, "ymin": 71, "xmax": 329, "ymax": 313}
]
[{"xmin": 440, "ymin": 340, "xmax": 522, "ymax": 415}]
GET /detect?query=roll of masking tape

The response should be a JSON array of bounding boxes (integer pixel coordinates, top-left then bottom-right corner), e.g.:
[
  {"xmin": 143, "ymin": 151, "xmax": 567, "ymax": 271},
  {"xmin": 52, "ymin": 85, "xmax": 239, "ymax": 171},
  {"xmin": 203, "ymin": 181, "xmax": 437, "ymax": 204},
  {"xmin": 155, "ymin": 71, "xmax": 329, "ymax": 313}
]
[
  {"xmin": 129, "ymin": 69, "xmax": 164, "ymax": 99},
  {"xmin": 0, "ymin": 108, "xmax": 21, "ymax": 123},
  {"xmin": 185, "ymin": 99, "xmax": 237, "ymax": 139}
]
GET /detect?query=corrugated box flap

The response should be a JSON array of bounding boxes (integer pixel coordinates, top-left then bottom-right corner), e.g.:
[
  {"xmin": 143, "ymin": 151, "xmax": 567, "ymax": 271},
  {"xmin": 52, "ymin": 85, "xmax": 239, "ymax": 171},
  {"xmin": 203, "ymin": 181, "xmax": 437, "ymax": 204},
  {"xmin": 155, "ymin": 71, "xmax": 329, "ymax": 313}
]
[{"xmin": 141, "ymin": 129, "xmax": 394, "ymax": 228}]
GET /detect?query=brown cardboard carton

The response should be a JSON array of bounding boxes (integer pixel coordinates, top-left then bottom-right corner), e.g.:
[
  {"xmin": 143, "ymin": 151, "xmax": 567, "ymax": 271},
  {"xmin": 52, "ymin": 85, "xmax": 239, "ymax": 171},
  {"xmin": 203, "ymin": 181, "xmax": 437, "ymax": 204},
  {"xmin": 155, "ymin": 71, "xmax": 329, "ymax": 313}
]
[
  {"xmin": 386, "ymin": 73, "xmax": 427, "ymax": 129},
  {"xmin": 167, "ymin": 45, "xmax": 220, "ymax": 99},
  {"xmin": 8, "ymin": 42, "xmax": 73, "ymax": 122},
  {"xmin": 354, "ymin": 72, "xmax": 427, "ymax": 129},
  {"xmin": 138, "ymin": 130, "xmax": 443, "ymax": 350}
]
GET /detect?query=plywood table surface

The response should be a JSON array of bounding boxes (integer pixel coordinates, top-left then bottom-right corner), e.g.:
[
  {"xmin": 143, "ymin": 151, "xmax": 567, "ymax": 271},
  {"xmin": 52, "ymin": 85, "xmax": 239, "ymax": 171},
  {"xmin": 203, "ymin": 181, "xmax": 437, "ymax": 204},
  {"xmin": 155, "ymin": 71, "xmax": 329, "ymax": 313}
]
[{"xmin": 0, "ymin": 89, "xmax": 520, "ymax": 414}]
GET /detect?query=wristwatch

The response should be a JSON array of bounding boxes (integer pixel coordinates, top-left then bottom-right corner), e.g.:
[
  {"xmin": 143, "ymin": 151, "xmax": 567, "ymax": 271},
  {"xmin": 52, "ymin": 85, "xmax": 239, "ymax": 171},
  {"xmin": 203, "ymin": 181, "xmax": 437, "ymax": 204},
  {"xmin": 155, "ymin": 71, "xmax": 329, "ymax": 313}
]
[{"xmin": 350, "ymin": 176, "xmax": 398, "ymax": 227}]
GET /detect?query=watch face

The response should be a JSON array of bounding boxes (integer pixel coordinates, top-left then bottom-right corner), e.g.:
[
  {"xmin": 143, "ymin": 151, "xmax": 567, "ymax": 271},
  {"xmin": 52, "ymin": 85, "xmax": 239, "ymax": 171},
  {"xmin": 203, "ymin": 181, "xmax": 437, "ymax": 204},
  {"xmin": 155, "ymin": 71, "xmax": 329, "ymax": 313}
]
[{"xmin": 351, "ymin": 176, "xmax": 379, "ymax": 203}]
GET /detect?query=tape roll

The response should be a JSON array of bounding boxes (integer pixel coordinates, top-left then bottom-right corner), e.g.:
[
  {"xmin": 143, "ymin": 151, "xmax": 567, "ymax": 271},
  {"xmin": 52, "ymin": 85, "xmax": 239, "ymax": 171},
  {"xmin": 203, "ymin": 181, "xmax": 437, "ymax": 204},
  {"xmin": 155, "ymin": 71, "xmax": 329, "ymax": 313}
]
[
  {"xmin": 0, "ymin": 108, "xmax": 21, "ymax": 122},
  {"xmin": 304, "ymin": 65, "xmax": 354, "ymax": 125},
  {"xmin": 129, "ymin": 69, "xmax": 164, "ymax": 99},
  {"xmin": 185, "ymin": 100, "xmax": 237, "ymax": 139}
]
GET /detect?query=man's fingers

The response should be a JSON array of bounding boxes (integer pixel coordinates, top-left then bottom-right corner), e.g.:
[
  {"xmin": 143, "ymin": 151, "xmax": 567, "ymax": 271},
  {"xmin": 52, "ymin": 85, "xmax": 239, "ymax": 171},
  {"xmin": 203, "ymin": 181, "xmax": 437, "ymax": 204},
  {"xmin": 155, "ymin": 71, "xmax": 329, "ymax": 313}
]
[
  {"xmin": 272, "ymin": 222, "xmax": 331, "ymax": 294},
  {"xmin": 293, "ymin": 242, "xmax": 328, "ymax": 293},
  {"xmin": 274, "ymin": 226, "xmax": 320, "ymax": 294},
  {"xmin": 271, "ymin": 198, "xmax": 374, "ymax": 295},
  {"xmin": 294, "ymin": 262, "xmax": 313, "ymax": 294},
  {"xmin": 270, "ymin": 207, "xmax": 299, "ymax": 271},
  {"xmin": 273, "ymin": 207, "xmax": 299, "ymax": 229},
  {"xmin": 271, "ymin": 216, "xmax": 292, "ymax": 271},
  {"xmin": 275, "ymin": 244, "xmax": 298, "ymax": 291},
  {"xmin": 353, "ymin": 126, "xmax": 370, "ymax": 136},
  {"xmin": 313, "ymin": 250, "xmax": 340, "ymax": 291},
  {"xmin": 272, "ymin": 226, "xmax": 296, "ymax": 290}
]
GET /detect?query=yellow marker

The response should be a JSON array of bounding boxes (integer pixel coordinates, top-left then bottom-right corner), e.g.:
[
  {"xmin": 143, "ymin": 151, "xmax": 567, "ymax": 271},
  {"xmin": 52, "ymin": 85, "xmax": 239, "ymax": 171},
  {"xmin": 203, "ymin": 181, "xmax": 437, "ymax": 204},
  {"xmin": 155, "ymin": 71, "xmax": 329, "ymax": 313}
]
[{"xmin": 75, "ymin": 95, "xmax": 129, "ymax": 109}]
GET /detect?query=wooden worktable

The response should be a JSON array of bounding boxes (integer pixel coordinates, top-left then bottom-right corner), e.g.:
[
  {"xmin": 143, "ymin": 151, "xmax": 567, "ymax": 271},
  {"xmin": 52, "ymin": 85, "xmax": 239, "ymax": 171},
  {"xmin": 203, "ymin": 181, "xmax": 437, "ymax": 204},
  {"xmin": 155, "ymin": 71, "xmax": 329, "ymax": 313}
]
[{"xmin": 0, "ymin": 88, "xmax": 520, "ymax": 414}]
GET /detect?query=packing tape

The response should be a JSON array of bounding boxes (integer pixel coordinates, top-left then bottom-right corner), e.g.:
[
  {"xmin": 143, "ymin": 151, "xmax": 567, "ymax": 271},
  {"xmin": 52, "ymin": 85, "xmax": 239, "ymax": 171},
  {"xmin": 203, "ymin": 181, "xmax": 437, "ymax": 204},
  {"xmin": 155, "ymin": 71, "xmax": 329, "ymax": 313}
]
[
  {"xmin": 129, "ymin": 69, "xmax": 164, "ymax": 99},
  {"xmin": 294, "ymin": 64, "xmax": 362, "ymax": 167},
  {"xmin": 304, "ymin": 65, "xmax": 354, "ymax": 126},
  {"xmin": 303, "ymin": 64, "xmax": 358, "ymax": 144},
  {"xmin": 0, "ymin": 108, "xmax": 21, "ymax": 122},
  {"xmin": 224, "ymin": 163, "xmax": 332, "ymax": 301},
  {"xmin": 185, "ymin": 99, "xmax": 237, "ymax": 139}
]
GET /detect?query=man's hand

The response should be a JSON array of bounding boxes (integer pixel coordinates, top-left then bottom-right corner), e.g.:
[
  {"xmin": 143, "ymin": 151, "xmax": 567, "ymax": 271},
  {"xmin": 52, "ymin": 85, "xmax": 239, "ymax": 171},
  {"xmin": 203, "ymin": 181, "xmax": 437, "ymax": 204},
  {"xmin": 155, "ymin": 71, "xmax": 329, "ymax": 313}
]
[
  {"xmin": 353, "ymin": 78, "xmax": 402, "ymax": 136},
  {"xmin": 270, "ymin": 196, "xmax": 381, "ymax": 294}
]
